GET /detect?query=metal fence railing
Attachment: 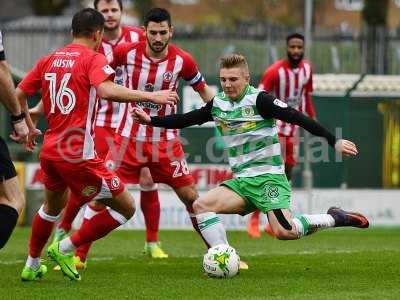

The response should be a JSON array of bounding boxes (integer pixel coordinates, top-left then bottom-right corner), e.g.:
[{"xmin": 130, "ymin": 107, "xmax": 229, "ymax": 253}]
[{"xmin": 2, "ymin": 18, "xmax": 400, "ymax": 77}]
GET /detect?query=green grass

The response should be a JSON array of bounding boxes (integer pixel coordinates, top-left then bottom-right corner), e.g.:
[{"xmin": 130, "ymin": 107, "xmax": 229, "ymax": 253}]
[{"xmin": 1, "ymin": 227, "xmax": 399, "ymax": 299}]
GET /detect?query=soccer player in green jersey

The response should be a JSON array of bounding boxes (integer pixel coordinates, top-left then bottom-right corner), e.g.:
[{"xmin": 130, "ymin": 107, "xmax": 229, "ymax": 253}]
[{"xmin": 131, "ymin": 53, "xmax": 369, "ymax": 247}]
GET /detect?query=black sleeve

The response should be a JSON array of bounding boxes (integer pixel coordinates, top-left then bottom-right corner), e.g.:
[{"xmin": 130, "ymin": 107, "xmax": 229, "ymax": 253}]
[
  {"xmin": 256, "ymin": 92, "xmax": 336, "ymax": 147},
  {"xmin": 150, "ymin": 100, "xmax": 213, "ymax": 129}
]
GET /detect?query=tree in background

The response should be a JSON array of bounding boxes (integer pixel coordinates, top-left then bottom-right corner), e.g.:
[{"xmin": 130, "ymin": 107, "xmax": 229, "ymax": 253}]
[
  {"xmin": 361, "ymin": 0, "xmax": 389, "ymax": 74},
  {"xmin": 32, "ymin": 0, "xmax": 70, "ymax": 15},
  {"xmin": 132, "ymin": 0, "xmax": 154, "ymax": 24}
]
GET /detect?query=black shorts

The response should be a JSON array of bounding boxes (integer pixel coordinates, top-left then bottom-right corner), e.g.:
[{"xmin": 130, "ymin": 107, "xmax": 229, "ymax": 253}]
[{"xmin": 0, "ymin": 137, "xmax": 17, "ymax": 181}]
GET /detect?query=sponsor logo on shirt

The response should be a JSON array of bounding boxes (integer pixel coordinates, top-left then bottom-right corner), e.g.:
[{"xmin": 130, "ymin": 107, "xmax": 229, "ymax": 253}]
[
  {"xmin": 102, "ymin": 65, "xmax": 115, "ymax": 75},
  {"xmin": 273, "ymin": 98, "xmax": 288, "ymax": 108}
]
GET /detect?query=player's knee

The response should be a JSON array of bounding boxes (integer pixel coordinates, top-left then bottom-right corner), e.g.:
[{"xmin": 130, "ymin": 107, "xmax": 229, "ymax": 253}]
[
  {"xmin": 139, "ymin": 177, "xmax": 155, "ymax": 190},
  {"xmin": 192, "ymin": 199, "xmax": 206, "ymax": 214}
]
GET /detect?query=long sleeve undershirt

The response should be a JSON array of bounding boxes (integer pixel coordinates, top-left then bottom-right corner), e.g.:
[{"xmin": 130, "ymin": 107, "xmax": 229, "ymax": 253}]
[{"xmin": 151, "ymin": 91, "xmax": 336, "ymax": 147}]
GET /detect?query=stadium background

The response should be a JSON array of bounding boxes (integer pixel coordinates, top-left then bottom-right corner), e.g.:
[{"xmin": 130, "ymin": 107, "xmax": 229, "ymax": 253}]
[{"xmin": 0, "ymin": 0, "xmax": 399, "ymax": 227}]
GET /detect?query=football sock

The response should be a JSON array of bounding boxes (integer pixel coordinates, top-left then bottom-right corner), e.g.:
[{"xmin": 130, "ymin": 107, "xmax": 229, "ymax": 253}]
[
  {"xmin": 186, "ymin": 204, "xmax": 210, "ymax": 248},
  {"xmin": 26, "ymin": 255, "xmax": 41, "ymax": 271},
  {"xmin": 303, "ymin": 214, "xmax": 335, "ymax": 230},
  {"xmin": 58, "ymin": 192, "xmax": 84, "ymax": 232},
  {"xmin": 28, "ymin": 205, "xmax": 60, "ymax": 258},
  {"xmin": 67, "ymin": 208, "xmax": 127, "ymax": 251},
  {"xmin": 74, "ymin": 204, "xmax": 103, "ymax": 261},
  {"xmin": 196, "ymin": 212, "xmax": 228, "ymax": 247},
  {"xmin": 0, "ymin": 204, "xmax": 18, "ymax": 249},
  {"xmin": 292, "ymin": 215, "xmax": 310, "ymax": 238},
  {"xmin": 140, "ymin": 185, "xmax": 160, "ymax": 242}
]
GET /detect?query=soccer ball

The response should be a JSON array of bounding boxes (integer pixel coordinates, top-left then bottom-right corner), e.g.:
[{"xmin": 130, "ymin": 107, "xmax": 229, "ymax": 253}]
[{"xmin": 203, "ymin": 244, "xmax": 240, "ymax": 278}]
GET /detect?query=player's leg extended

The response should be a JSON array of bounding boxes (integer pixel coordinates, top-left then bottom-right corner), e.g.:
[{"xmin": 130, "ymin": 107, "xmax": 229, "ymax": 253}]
[
  {"xmin": 21, "ymin": 188, "xmax": 67, "ymax": 281},
  {"xmin": 139, "ymin": 167, "xmax": 166, "ymax": 258},
  {"xmin": 267, "ymin": 208, "xmax": 369, "ymax": 240}
]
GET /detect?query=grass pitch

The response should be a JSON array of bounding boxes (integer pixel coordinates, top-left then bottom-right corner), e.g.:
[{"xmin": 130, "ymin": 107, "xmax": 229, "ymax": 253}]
[{"xmin": 1, "ymin": 227, "xmax": 399, "ymax": 299}]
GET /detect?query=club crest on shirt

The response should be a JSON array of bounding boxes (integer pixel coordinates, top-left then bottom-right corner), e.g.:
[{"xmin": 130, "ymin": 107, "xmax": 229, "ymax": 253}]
[
  {"xmin": 111, "ymin": 176, "xmax": 120, "ymax": 189},
  {"xmin": 163, "ymin": 71, "xmax": 173, "ymax": 83},
  {"xmin": 81, "ymin": 186, "xmax": 97, "ymax": 197},
  {"xmin": 242, "ymin": 106, "xmax": 254, "ymax": 117}
]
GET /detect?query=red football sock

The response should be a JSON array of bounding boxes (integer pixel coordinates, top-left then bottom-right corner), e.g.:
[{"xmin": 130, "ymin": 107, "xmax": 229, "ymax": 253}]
[
  {"xmin": 58, "ymin": 192, "xmax": 85, "ymax": 232},
  {"xmin": 250, "ymin": 210, "xmax": 261, "ymax": 223},
  {"xmin": 74, "ymin": 218, "xmax": 92, "ymax": 262},
  {"xmin": 74, "ymin": 204, "xmax": 104, "ymax": 262},
  {"xmin": 29, "ymin": 212, "xmax": 57, "ymax": 258},
  {"xmin": 70, "ymin": 209, "xmax": 124, "ymax": 248},
  {"xmin": 185, "ymin": 203, "xmax": 210, "ymax": 249},
  {"xmin": 140, "ymin": 190, "xmax": 160, "ymax": 242}
]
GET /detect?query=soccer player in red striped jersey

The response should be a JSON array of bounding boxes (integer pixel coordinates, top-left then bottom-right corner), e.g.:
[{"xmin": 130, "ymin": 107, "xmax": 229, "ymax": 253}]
[
  {"xmin": 49, "ymin": 0, "xmax": 168, "ymax": 265},
  {"xmin": 16, "ymin": 8, "xmax": 178, "ymax": 281},
  {"xmin": 248, "ymin": 33, "xmax": 316, "ymax": 238},
  {"xmin": 70, "ymin": 7, "xmax": 217, "ymax": 263}
]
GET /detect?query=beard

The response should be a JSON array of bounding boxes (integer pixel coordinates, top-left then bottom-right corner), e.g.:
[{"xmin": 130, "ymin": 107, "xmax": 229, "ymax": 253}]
[
  {"xmin": 287, "ymin": 51, "xmax": 304, "ymax": 67},
  {"xmin": 147, "ymin": 37, "xmax": 170, "ymax": 54},
  {"xmin": 104, "ymin": 20, "xmax": 120, "ymax": 32}
]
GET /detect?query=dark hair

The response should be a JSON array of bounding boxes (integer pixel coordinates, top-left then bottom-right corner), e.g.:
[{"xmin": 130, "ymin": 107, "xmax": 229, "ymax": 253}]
[
  {"xmin": 286, "ymin": 33, "xmax": 304, "ymax": 44},
  {"xmin": 144, "ymin": 7, "xmax": 171, "ymax": 27},
  {"xmin": 94, "ymin": 0, "xmax": 123, "ymax": 11},
  {"xmin": 71, "ymin": 8, "xmax": 105, "ymax": 38}
]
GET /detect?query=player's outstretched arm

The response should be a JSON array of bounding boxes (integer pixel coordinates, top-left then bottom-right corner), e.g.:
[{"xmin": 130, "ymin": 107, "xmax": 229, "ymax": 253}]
[
  {"xmin": 256, "ymin": 92, "xmax": 358, "ymax": 157},
  {"xmin": 130, "ymin": 101, "xmax": 214, "ymax": 129},
  {"xmin": 96, "ymin": 80, "xmax": 179, "ymax": 105}
]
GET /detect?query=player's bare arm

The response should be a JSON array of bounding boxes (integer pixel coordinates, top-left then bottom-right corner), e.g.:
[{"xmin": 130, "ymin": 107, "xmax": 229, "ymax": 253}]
[
  {"xmin": 96, "ymin": 80, "xmax": 179, "ymax": 105},
  {"xmin": 197, "ymin": 84, "xmax": 215, "ymax": 103},
  {"xmin": 0, "ymin": 60, "xmax": 29, "ymax": 143}
]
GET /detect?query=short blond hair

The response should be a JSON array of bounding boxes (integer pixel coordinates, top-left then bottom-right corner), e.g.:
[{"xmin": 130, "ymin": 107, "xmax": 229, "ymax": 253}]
[{"xmin": 219, "ymin": 54, "xmax": 249, "ymax": 71}]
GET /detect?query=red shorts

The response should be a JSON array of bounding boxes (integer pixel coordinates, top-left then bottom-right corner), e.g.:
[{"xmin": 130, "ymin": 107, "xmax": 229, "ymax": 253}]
[
  {"xmin": 104, "ymin": 135, "xmax": 194, "ymax": 189},
  {"xmin": 40, "ymin": 157, "xmax": 125, "ymax": 201},
  {"xmin": 278, "ymin": 134, "xmax": 298, "ymax": 167},
  {"xmin": 94, "ymin": 126, "xmax": 116, "ymax": 159}
]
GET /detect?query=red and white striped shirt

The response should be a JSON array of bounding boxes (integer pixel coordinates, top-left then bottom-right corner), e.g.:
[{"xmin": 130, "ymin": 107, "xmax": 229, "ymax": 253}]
[
  {"xmin": 112, "ymin": 41, "xmax": 206, "ymax": 141},
  {"xmin": 259, "ymin": 59, "xmax": 315, "ymax": 136},
  {"xmin": 96, "ymin": 26, "xmax": 144, "ymax": 129}
]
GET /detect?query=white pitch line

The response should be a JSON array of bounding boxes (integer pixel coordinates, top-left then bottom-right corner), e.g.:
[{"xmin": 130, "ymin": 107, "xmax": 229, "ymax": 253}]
[{"xmin": 1, "ymin": 249, "xmax": 398, "ymax": 265}]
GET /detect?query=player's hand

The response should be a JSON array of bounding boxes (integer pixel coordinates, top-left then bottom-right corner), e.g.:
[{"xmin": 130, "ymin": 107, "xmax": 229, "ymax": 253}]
[
  {"xmin": 148, "ymin": 89, "xmax": 179, "ymax": 105},
  {"xmin": 130, "ymin": 107, "xmax": 151, "ymax": 124},
  {"xmin": 25, "ymin": 128, "xmax": 42, "ymax": 152},
  {"xmin": 334, "ymin": 139, "xmax": 358, "ymax": 156},
  {"xmin": 9, "ymin": 119, "xmax": 29, "ymax": 144}
]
